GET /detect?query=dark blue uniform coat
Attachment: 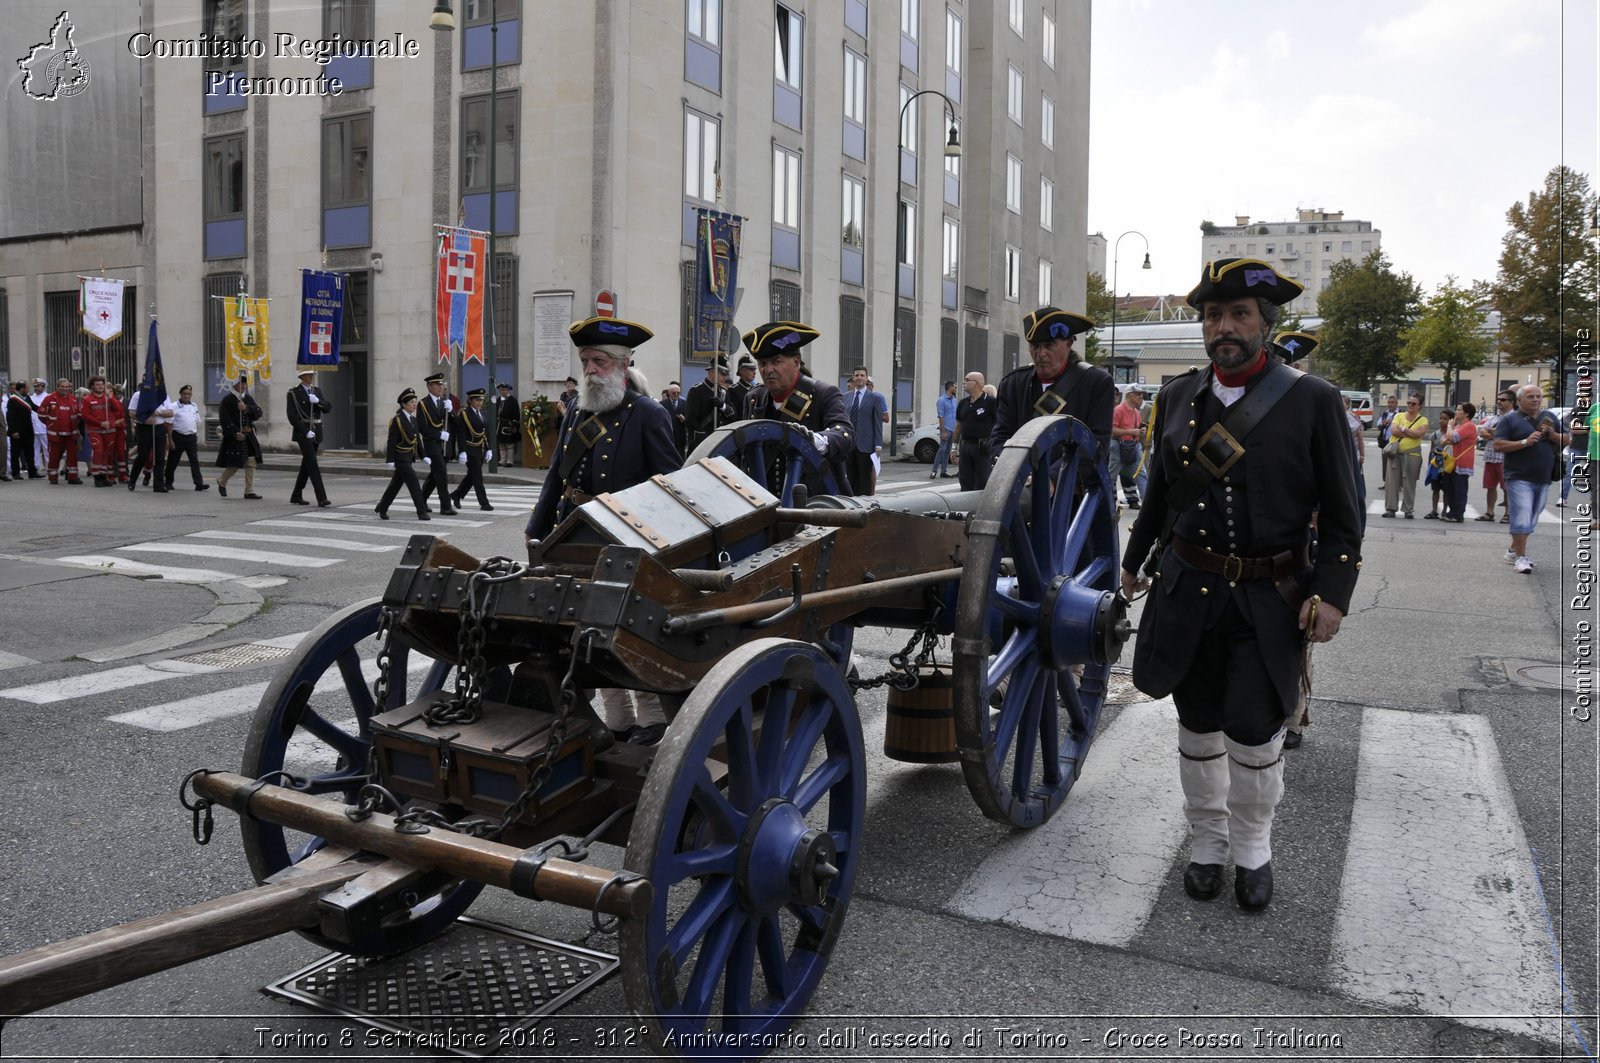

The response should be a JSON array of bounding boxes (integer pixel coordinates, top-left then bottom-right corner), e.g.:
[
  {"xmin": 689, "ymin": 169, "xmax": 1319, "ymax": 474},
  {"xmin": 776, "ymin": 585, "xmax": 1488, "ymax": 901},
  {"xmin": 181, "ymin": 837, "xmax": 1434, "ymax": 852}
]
[{"xmin": 525, "ymin": 388, "xmax": 680, "ymax": 540}]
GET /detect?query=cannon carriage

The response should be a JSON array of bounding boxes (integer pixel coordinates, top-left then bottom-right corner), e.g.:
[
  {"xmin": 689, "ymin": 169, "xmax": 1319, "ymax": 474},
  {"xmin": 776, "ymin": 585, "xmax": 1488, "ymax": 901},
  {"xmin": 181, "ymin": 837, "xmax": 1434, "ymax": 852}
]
[{"xmin": 0, "ymin": 414, "xmax": 1128, "ymax": 1060}]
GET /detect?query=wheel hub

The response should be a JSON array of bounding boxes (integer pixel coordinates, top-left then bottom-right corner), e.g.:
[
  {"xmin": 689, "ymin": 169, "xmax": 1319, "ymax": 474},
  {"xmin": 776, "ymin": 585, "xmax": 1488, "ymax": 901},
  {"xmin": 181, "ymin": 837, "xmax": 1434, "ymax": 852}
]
[
  {"xmin": 1040, "ymin": 576, "xmax": 1126, "ymax": 669},
  {"xmin": 736, "ymin": 797, "xmax": 839, "ymax": 916}
]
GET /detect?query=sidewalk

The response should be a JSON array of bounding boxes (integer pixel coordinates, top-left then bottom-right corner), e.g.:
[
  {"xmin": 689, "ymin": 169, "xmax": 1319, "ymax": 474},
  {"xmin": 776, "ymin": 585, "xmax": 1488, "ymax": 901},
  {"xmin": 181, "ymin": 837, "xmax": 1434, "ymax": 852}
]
[{"xmin": 256, "ymin": 448, "xmax": 550, "ymax": 488}]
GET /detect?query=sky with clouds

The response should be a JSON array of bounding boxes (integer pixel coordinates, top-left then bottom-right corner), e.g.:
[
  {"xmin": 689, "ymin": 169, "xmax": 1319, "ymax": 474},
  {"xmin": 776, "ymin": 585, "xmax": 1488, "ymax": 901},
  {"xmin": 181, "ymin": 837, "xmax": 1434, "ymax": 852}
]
[{"xmin": 1088, "ymin": 0, "xmax": 1599, "ymax": 301}]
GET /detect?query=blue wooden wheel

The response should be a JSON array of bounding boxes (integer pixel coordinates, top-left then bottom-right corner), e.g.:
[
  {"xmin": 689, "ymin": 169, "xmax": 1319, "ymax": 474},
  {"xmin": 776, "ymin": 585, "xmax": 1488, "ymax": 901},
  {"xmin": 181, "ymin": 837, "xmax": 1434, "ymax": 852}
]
[
  {"xmin": 953, "ymin": 416, "xmax": 1127, "ymax": 828},
  {"xmin": 620, "ymin": 638, "xmax": 865, "ymax": 1058},
  {"xmin": 687, "ymin": 419, "xmax": 847, "ymax": 507},
  {"xmin": 239, "ymin": 597, "xmax": 483, "ymax": 955}
]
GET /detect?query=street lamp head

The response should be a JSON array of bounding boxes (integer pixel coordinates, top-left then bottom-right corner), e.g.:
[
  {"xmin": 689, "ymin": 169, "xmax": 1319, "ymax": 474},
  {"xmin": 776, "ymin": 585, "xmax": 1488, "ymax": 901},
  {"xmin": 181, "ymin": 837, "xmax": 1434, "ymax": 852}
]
[
  {"xmin": 943, "ymin": 124, "xmax": 961, "ymax": 158},
  {"xmin": 430, "ymin": 0, "xmax": 455, "ymax": 31},
  {"xmin": 1140, "ymin": 252, "xmax": 1151, "ymax": 270}
]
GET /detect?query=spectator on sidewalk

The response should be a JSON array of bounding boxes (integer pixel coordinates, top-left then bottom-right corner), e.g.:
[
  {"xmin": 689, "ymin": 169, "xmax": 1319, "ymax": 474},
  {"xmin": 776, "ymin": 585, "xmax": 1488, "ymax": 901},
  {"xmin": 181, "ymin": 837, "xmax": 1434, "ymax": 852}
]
[
  {"xmin": 931, "ymin": 380, "xmax": 958, "ymax": 479},
  {"xmin": 1375, "ymin": 394, "xmax": 1400, "ymax": 482},
  {"xmin": 1423, "ymin": 411, "xmax": 1450, "ymax": 519},
  {"xmin": 1108, "ymin": 386, "xmax": 1147, "ymax": 509},
  {"xmin": 1493, "ymin": 384, "xmax": 1567, "ymax": 574},
  {"xmin": 844, "ymin": 366, "xmax": 886, "ymax": 495},
  {"xmin": 1441, "ymin": 402, "xmax": 1477, "ymax": 522},
  {"xmin": 160, "ymin": 385, "xmax": 209, "ymax": 491},
  {"xmin": 1476, "ymin": 391, "xmax": 1513, "ymax": 522},
  {"xmin": 955, "ymin": 371, "xmax": 994, "ymax": 491},
  {"xmin": 1382, "ymin": 393, "xmax": 1428, "ymax": 519}
]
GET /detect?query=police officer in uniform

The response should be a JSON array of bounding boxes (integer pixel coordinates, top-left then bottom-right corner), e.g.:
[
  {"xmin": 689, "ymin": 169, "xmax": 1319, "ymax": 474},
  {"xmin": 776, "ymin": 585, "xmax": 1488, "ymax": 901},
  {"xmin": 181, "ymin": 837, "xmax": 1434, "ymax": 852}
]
[
  {"xmin": 1121, "ymin": 259, "xmax": 1361, "ymax": 911},
  {"xmin": 417, "ymin": 371, "xmax": 457, "ymax": 516},
  {"xmin": 449, "ymin": 387, "xmax": 494, "ymax": 512},
  {"xmin": 525, "ymin": 317, "xmax": 680, "ymax": 744},
  {"xmin": 685, "ymin": 356, "xmax": 738, "ymax": 452},
  {"xmin": 287, "ymin": 368, "xmax": 332, "ymax": 506},
  {"xmin": 992, "ymin": 307, "xmax": 1115, "ymax": 461},
  {"xmin": 740, "ymin": 321, "xmax": 854, "ymax": 497},
  {"xmin": 375, "ymin": 388, "xmax": 431, "ymax": 521}
]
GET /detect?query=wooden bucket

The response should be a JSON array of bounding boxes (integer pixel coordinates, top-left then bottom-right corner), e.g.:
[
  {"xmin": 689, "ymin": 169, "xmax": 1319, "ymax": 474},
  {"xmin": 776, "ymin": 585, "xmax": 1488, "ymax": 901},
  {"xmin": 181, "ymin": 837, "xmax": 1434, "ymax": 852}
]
[{"xmin": 883, "ymin": 667, "xmax": 958, "ymax": 763}]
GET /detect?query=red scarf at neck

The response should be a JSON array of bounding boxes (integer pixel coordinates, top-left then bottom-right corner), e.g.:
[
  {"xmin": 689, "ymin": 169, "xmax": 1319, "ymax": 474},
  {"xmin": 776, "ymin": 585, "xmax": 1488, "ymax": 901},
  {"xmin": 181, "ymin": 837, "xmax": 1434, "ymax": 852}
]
[{"xmin": 1214, "ymin": 350, "xmax": 1267, "ymax": 388}]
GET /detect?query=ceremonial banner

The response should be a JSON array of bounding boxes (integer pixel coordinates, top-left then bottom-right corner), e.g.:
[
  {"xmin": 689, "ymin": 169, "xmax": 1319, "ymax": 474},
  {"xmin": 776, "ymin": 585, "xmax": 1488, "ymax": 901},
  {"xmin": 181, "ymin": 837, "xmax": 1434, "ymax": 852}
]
[
  {"xmin": 80, "ymin": 276, "xmax": 126, "ymax": 342},
  {"xmin": 133, "ymin": 318, "xmax": 167, "ymax": 420},
  {"xmin": 224, "ymin": 294, "xmax": 272, "ymax": 382},
  {"xmin": 691, "ymin": 208, "xmax": 742, "ymax": 361},
  {"xmin": 298, "ymin": 270, "xmax": 344, "ymax": 370},
  {"xmin": 435, "ymin": 225, "xmax": 487, "ymax": 364}
]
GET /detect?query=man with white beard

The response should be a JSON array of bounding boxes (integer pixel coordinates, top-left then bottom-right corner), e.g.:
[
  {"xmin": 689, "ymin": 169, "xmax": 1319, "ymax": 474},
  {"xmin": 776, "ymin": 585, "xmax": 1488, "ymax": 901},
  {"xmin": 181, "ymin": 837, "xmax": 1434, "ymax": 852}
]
[{"xmin": 524, "ymin": 316, "xmax": 681, "ymax": 743}]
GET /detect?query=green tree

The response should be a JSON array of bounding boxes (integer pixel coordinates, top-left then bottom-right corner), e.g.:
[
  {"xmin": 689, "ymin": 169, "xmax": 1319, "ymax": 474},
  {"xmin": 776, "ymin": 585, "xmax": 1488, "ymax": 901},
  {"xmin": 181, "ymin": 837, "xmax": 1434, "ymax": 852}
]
[
  {"xmin": 1082, "ymin": 271, "xmax": 1114, "ymax": 363},
  {"xmin": 1314, "ymin": 250, "xmax": 1424, "ymax": 389},
  {"xmin": 1397, "ymin": 277, "xmax": 1493, "ymax": 400},
  {"xmin": 1490, "ymin": 165, "xmax": 1598, "ymax": 374}
]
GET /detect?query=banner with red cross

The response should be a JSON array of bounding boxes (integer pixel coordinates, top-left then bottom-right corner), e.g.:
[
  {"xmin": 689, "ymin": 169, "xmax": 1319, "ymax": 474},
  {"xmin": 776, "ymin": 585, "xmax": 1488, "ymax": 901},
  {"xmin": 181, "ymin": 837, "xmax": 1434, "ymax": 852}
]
[{"xmin": 434, "ymin": 225, "xmax": 488, "ymax": 364}]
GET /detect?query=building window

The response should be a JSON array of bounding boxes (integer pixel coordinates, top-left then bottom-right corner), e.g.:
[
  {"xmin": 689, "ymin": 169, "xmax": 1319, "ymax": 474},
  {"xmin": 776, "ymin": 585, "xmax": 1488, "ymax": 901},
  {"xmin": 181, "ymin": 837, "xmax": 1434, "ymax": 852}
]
[
  {"xmin": 1007, "ymin": 65, "xmax": 1023, "ymax": 124},
  {"xmin": 204, "ymin": 0, "xmax": 247, "ymax": 75},
  {"xmin": 47, "ymin": 287, "xmax": 136, "ymax": 390},
  {"xmin": 1005, "ymin": 155, "xmax": 1022, "ymax": 214},
  {"xmin": 775, "ymin": 4, "xmax": 803, "ymax": 89},
  {"xmin": 202, "ymin": 274, "xmax": 241, "ymax": 401},
  {"xmin": 770, "ymin": 279, "xmax": 802, "ymax": 321},
  {"xmin": 205, "ymin": 134, "xmax": 246, "ymax": 222},
  {"xmin": 1362, "ymin": 240, "xmax": 1372, "ymax": 251},
  {"xmin": 1323, "ymin": 242, "xmax": 1332, "ymax": 252},
  {"xmin": 840, "ymin": 295, "xmax": 865, "ymax": 366},
  {"xmin": 1008, "ymin": 0, "xmax": 1024, "ymax": 34},
  {"xmin": 900, "ymin": 85, "xmax": 917, "ymax": 154},
  {"xmin": 1038, "ymin": 259, "xmax": 1052, "ymax": 303},
  {"xmin": 1039, "ymin": 176, "xmax": 1053, "ymax": 230},
  {"xmin": 1265, "ymin": 243, "xmax": 1275, "ymax": 254},
  {"xmin": 898, "ymin": 199, "xmax": 916, "ymax": 265},
  {"xmin": 688, "ymin": 0, "xmax": 720, "ymax": 45},
  {"xmin": 946, "ymin": 9, "xmax": 961, "ymax": 74},
  {"xmin": 901, "ymin": 0, "xmax": 919, "ymax": 40},
  {"xmin": 773, "ymin": 146, "xmax": 801, "ymax": 229},
  {"xmin": 1041, "ymin": 95, "xmax": 1054, "ymax": 148},
  {"xmin": 842, "ymin": 174, "xmax": 865, "ymax": 248},
  {"xmin": 462, "ymin": 91, "xmax": 518, "ymax": 193},
  {"xmin": 1342, "ymin": 240, "xmax": 1353, "ymax": 252},
  {"xmin": 1005, "ymin": 246, "xmax": 1021, "ymax": 301},
  {"xmin": 942, "ymin": 217, "xmax": 959, "ymax": 279},
  {"xmin": 323, "ymin": 114, "xmax": 370, "ymax": 209},
  {"xmin": 684, "ymin": 110, "xmax": 719, "ymax": 202},
  {"xmin": 325, "ymin": 0, "xmax": 372, "ymax": 36},
  {"xmin": 844, "ymin": 48, "xmax": 866, "ymax": 124},
  {"xmin": 1042, "ymin": 13, "xmax": 1055, "ymax": 66}
]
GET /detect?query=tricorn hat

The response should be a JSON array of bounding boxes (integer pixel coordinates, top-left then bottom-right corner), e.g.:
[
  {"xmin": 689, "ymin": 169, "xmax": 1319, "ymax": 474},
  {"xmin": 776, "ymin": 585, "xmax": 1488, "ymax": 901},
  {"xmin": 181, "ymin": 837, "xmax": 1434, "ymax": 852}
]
[
  {"xmin": 1186, "ymin": 257, "xmax": 1304, "ymax": 309},
  {"xmin": 423, "ymin": 372, "xmax": 446, "ymax": 385},
  {"xmin": 742, "ymin": 321, "xmax": 820, "ymax": 359},
  {"xmin": 1022, "ymin": 307, "xmax": 1095, "ymax": 345},
  {"xmin": 397, "ymin": 387, "xmax": 418, "ymax": 405},
  {"xmin": 569, "ymin": 316, "xmax": 654, "ymax": 350},
  {"xmin": 1272, "ymin": 331, "xmax": 1318, "ymax": 363}
]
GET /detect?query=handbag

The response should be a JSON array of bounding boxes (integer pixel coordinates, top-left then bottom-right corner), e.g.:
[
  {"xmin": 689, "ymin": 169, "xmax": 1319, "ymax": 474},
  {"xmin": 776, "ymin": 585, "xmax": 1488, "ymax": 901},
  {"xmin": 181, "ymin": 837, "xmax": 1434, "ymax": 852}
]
[{"xmin": 1383, "ymin": 438, "xmax": 1399, "ymax": 457}]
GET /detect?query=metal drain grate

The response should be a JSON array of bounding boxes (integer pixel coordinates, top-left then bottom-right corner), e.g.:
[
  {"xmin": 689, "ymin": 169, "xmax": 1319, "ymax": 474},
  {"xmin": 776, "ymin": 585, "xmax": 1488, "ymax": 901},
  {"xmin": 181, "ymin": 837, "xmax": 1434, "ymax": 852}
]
[
  {"xmin": 170, "ymin": 643, "xmax": 294, "ymax": 668},
  {"xmin": 264, "ymin": 918, "xmax": 618, "ymax": 1058},
  {"xmin": 1513, "ymin": 664, "xmax": 1567, "ymax": 689}
]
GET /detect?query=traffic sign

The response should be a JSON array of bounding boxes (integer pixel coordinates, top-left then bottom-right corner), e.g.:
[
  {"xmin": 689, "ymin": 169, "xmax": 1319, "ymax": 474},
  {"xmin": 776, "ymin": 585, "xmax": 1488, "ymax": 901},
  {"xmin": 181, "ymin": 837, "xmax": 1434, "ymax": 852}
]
[{"xmin": 595, "ymin": 289, "xmax": 615, "ymax": 318}]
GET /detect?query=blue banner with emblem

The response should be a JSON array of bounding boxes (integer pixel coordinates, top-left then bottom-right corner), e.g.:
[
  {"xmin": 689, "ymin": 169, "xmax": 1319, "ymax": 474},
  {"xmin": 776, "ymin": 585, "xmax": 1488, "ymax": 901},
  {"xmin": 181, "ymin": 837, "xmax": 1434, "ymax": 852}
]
[
  {"xmin": 692, "ymin": 208, "xmax": 741, "ymax": 362},
  {"xmin": 297, "ymin": 269, "xmax": 344, "ymax": 370}
]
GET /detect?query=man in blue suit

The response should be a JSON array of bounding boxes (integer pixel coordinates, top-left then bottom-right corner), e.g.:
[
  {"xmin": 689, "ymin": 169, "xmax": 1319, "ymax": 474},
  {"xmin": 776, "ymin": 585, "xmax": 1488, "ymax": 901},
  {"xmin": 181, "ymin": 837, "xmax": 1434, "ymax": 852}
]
[{"xmin": 844, "ymin": 366, "xmax": 886, "ymax": 495}]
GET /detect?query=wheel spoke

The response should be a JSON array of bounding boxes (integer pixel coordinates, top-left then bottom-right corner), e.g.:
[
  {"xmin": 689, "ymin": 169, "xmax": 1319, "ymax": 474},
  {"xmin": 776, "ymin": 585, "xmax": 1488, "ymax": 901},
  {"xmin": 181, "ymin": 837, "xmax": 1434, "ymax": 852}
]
[
  {"xmin": 754, "ymin": 685, "xmax": 799, "ymax": 795},
  {"xmin": 334, "ymin": 648, "xmax": 376, "ymax": 725},
  {"xmin": 783, "ymin": 453, "xmax": 804, "ymax": 506},
  {"xmin": 791, "ymin": 751, "xmax": 849, "ymax": 814},
  {"xmin": 986, "ymin": 630, "xmax": 1033, "ymax": 702},
  {"xmin": 663, "ymin": 842, "xmax": 738, "ymax": 882},
  {"xmin": 295, "ymin": 707, "xmax": 367, "ymax": 764},
  {"xmin": 1039, "ymin": 675, "xmax": 1063, "ymax": 787},
  {"xmin": 721, "ymin": 917, "xmax": 759, "ymax": 1028},
  {"xmin": 777, "ymin": 696, "xmax": 832, "ymax": 795},
  {"xmin": 1029, "ymin": 455, "xmax": 1054, "ymax": 568},
  {"xmin": 1059, "ymin": 479, "xmax": 1096, "ymax": 576},
  {"xmin": 755, "ymin": 914, "xmax": 790, "ymax": 1000},
  {"xmin": 690, "ymin": 766, "xmax": 746, "ymax": 838},
  {"xmin": 419, "ymin": 657, "xmax": 452, "ymax": 697},
  {"xmin": 827, "ymin": 828, "xmax": 854, "ymax": 859},
  {"xmin": 723, "ymin": 699, "xmax": 759, "ymax": 810},
  {"xmin": 681, "ymin": 906, "xmax": 744, "ymax": 1016},
  {"xmin": 991, "ymin": 654, "xmax": 1040, "ymax": 765},
  {"xmin": 1006, "ymin": 510, "xmax": 1045, "ymax": 598},
  {"xmin": 988, "ymin": 587, "xmax": 1039, "ymax": 626},
  {"xmin": 665, "ymin": 878, "xmax": 737, "ymax": 969},
  {"xmin": 1010, "ymin": 668, "xmax": 1045, "ymax": 799}
]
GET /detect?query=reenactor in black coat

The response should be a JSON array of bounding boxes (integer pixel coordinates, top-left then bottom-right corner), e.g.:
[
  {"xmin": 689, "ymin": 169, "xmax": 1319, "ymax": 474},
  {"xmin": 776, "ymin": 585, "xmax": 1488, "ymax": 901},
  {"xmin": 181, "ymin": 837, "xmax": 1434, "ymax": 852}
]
[
  {"xmin": 992, "ymin": 307, "xmax": 1115, "ymax": 461},
  {"xmin": 1121, "ymin": 259, "xmax": 1361, "ymax": 912},
  {"xmin": 417, "ymin": 371, "xmax": 457, "ymax": 516},
  {"xmin": 449, "ymin": 387, "xmax": 494, "ymax": 512},
  {"xmin": 214, "ymin": 376, "xmax": 264, "ymax": 498},
  {"xmin": 375, "ymin": 388, "xmax": 431, "ymax": 521},
  {"xmin": 740, "ymin": 321, "xmax": 854, "ymax": 497},
  {"xmin": 726, "ymin": 356, "xmax": 756, "ymax": 420},
  {"xmin": 684, "ymin": 357, "xmax": 737, "ymax": 451},
  {"xmin": 286, "ymin": 368, "xmax": 332, "ymax": 507},
  {"xmin": 493, "ymin": 381, "xmax": 521, "ymax": 466},
  {"xmin": 525, "ymin": 317, "xmax": 680, "ymax": 744}
]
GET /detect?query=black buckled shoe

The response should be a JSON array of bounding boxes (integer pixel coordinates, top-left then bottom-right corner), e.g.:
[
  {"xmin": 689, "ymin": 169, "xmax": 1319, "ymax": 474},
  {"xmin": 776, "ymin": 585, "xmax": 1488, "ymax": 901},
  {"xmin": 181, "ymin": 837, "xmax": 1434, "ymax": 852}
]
[
  {"xmin": 1235, "ymin": 862, "xmax": 1273, "ymax": 911},
  {"xmin": 1183, "ymin": 862, "xmax": 1225, "ymax": 901},
  {"xmin": 1282, "ymin": 730, "xmax": 1303, "ymax": 750},
  {"xmin": 625, "ymin": 722, "xmax": 667, "ymax": 746}
]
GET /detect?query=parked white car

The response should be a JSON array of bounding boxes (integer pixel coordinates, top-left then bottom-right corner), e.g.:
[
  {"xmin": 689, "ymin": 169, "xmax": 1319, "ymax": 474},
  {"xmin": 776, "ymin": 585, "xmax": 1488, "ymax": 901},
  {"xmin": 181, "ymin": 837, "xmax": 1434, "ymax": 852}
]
[{"xmin": 900, "ymin": 423, "xmax": 943, "ymax": 464}]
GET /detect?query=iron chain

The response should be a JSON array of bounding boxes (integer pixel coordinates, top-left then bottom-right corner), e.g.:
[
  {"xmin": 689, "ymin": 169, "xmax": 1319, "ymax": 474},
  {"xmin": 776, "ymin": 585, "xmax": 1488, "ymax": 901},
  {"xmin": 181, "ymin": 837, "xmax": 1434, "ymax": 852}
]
[{"xmin": 848, "ymin": 604, "xmax": 944, "ymax": 692}]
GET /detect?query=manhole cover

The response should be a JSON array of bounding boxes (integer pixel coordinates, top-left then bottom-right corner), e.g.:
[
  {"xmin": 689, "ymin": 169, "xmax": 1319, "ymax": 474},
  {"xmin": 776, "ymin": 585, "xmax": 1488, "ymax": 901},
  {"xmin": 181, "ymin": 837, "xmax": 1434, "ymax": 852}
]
[
  {"xmin": 264, "ymin": 917, "xmax": 617, "ymax": 1057},
  {"xmin": 1513, "ymin": 664, "xmax": 1566, "ymax": 689},
  {"xmin": 170, "ymin": 643, "xmax": 293, "ymax": 668}
]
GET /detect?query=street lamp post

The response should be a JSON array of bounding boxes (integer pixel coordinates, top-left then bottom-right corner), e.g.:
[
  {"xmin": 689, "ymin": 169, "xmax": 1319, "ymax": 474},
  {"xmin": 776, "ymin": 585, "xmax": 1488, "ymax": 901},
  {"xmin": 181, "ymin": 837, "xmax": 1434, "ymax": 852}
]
[
  {"xmin": 894, "ymin": 88, "xmax": 960, "ymax": 457},
  {"xmin": 432, "ymin": 0, "xmax": 500, "ymax": 471},
  {"xmin": 1110, "ymin": 231, "xmax": 1151, "ymax": 383}
]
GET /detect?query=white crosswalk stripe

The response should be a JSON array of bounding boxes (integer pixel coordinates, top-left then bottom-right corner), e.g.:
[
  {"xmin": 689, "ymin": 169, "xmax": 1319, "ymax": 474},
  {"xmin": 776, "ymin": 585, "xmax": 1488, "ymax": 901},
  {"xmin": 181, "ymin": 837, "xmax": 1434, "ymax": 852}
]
[
  {"xmin": 184, "ymin": 529, "xmax": 397, "ymax": 552},
  {"xmin": 117, "ymin": 542, "xmax": 343, "ymax": 568}
]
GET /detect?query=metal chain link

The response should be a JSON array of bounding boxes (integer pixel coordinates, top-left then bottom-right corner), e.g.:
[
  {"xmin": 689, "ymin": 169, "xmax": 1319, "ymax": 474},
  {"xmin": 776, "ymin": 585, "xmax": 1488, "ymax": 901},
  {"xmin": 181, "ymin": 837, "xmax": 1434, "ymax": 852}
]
[
  {"xmin": 848, "ymin": 604, "xmax": 944, "ymax": 692},
  {"xmin": 371, "ymin": 604, "xmax": 398, "ymax": 715},
  {"xmin": 485, "ymin": 627, "xmax": 595, "ymax": 838},
  {"xmin": 424, "ymin": 557, "xmax": 526, "ymax": 727}
]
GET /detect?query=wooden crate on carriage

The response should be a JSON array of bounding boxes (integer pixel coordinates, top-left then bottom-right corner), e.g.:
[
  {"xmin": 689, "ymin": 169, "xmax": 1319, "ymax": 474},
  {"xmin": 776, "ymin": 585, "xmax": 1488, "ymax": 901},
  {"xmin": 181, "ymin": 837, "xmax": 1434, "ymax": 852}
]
[{"xmin": 370, "ymin": 692, "xmax": 594, "ymax": 824}]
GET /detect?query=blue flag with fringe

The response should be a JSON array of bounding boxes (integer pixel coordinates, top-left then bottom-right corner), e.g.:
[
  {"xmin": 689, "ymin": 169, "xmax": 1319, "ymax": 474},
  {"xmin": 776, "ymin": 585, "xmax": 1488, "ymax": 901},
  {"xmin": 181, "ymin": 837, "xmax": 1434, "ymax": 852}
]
[{"xmin": 133, "ymin": 317, "xmax": 167, "ymax": 420}]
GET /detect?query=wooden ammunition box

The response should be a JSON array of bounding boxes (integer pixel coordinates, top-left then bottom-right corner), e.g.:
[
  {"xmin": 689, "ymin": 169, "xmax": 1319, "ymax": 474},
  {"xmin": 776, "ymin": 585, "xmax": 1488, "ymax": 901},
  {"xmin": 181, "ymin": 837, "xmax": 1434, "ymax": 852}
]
[{"xmin": 370, "ymin": 694, "xmax": 594, "ymax": 825}]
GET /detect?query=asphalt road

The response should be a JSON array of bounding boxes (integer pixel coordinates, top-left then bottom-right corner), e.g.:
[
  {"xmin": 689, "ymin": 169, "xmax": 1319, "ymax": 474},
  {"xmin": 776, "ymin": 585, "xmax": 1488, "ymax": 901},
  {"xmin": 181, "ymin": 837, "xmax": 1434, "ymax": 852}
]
[{"xmin": 0, "ymin": 453, "xmax": 1594, "ymax": 1062}]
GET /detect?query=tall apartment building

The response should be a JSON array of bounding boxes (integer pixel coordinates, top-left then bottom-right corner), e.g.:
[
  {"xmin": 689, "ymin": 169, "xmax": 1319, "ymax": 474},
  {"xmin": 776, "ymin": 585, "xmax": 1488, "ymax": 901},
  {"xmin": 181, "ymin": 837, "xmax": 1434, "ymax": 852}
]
[
  {"xmin": 0, "ymin": 0, "xmax": 1088, "ymax": 452},
  {"xmin": 1200, "ymin": 208, "xmax": 1382, "ymax": 316}
]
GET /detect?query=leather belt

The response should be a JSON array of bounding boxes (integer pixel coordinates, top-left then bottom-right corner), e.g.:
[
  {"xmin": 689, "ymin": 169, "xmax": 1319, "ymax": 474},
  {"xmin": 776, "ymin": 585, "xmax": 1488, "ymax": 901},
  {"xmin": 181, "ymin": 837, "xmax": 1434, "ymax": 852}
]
[
  {"xmin": 1170, "ymin": 536, "xmax": 1308, "ymax": 582},
  {"xmin": 562, "ymin": 487, "xmax": 592, "ymax": 506}
]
